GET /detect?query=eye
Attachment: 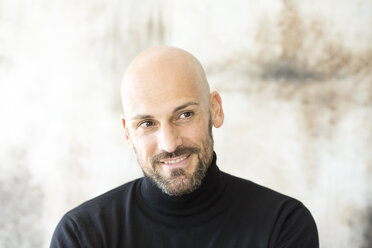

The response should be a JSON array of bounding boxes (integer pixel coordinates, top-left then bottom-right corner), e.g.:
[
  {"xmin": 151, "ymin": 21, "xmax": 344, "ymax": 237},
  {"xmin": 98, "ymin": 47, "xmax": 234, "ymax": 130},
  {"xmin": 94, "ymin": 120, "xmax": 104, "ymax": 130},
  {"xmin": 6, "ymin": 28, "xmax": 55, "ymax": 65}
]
[
  {"xmin": 138, "ymin": 120, "xmax": 154, "ymax": 128},
  {"xmin": 179, "ymin": 111, "xmax": 193, "ymax": 120}
]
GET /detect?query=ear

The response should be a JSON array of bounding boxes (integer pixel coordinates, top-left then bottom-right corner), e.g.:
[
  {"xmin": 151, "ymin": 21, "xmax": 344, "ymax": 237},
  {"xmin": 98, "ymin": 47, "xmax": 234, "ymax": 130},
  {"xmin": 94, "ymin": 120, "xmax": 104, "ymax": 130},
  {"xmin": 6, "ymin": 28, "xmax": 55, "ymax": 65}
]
[
  {"xmin": 121, "ymin": 114, "xmax": 134, "ymax": 149},
  {"xmin": 210, "ymin": 91, "xmax": 224, "ymax": 128}
]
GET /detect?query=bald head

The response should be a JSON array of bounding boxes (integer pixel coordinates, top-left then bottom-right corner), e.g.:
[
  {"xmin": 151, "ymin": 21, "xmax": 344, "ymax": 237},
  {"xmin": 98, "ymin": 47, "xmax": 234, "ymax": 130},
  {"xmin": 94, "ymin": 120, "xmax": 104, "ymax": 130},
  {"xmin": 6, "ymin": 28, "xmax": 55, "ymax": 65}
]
[
  {"xmin": 119, "ymin": 46, "xmax": 224, "ymax": 196},
  {"xmin": 121, "ymin": 46, "xmax": 210, "ymax": 116}
]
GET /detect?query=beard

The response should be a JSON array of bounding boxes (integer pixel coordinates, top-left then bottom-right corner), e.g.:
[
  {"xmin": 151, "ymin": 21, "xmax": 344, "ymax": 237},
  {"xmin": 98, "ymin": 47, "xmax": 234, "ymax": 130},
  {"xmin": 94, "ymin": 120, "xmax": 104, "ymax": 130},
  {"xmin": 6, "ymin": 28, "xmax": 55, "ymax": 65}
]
[{"xmin": 134, "ymin": 119, "xmax": 214, "ymax": 196}]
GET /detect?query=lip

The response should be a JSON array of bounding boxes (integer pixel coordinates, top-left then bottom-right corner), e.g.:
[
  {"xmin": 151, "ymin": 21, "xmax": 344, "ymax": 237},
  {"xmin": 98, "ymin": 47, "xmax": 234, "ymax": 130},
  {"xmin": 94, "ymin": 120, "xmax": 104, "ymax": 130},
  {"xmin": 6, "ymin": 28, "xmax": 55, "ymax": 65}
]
[{"xmin": 160, "ymin": 154, "xmax": 191, "ymax": 168}]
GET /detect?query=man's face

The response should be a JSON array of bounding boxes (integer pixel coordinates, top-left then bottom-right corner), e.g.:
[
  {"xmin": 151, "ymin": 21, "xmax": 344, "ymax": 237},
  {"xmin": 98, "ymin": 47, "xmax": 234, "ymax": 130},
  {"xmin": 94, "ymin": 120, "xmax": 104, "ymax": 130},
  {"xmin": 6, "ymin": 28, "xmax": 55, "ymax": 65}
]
[
  {"xmin": 124, "ymin": 84, "xmax": 214, "ymax": 196},
  {"xmin": 122, "ymin": 58, "xmax": 217, "ymax": 196}
]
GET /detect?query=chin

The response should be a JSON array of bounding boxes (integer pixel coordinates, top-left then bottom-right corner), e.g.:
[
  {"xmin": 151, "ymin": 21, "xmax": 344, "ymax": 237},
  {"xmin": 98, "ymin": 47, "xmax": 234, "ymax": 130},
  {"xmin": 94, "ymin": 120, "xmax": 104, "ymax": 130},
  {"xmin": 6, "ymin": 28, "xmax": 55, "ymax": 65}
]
[
  {"xmin": 162, "ymin": 177, "xmax": 200, "ymax": 196},
  {"xmin": 154, "ymin": 156, "xmax": 207, "ymax": 196}
]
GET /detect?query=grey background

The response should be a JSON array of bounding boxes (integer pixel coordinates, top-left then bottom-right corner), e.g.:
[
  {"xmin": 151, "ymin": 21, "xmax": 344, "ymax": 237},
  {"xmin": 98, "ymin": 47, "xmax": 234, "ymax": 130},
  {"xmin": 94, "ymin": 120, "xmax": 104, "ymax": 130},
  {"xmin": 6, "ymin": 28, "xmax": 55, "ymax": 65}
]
[{"xmin": 0, "ymin": 0, "xmax": 371, "ymax": 247}]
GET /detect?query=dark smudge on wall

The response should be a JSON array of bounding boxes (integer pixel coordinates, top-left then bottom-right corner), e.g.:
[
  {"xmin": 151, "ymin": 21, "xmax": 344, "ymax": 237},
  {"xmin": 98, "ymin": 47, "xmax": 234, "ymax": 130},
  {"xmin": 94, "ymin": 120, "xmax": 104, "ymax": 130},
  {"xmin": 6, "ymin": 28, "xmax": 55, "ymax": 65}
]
[
  {"xmin": 0, "ymin": 146, "xmax": 44, "ymax": 248},
  {"xmin": 363, "ymin": 206, "xmax": 372, "ymax": 248},
  {"xmin": 255, "ymin": 1, "xmax": 372, "ymax": 82}
]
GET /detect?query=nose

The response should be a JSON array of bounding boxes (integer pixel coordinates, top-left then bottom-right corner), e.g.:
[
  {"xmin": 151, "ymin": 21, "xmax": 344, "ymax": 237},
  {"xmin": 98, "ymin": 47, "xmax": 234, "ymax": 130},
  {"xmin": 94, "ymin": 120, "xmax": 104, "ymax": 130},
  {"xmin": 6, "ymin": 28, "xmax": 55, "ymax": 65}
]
[{"xmin": 157, "ymin": 124, "xmax": 182, "ymax": 153}]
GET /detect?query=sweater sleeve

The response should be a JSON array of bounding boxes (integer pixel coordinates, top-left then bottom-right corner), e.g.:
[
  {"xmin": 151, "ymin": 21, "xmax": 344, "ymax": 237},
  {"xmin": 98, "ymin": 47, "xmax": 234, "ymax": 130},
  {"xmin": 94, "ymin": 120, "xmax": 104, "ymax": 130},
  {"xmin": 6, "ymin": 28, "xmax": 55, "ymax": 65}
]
[
  {"xmin": 50, "ymin": 214, "xmax": 82, "ymax": 248},
  {"xmin": 271, "ymin": 203, "xmax": 319, "ymax": 248}
]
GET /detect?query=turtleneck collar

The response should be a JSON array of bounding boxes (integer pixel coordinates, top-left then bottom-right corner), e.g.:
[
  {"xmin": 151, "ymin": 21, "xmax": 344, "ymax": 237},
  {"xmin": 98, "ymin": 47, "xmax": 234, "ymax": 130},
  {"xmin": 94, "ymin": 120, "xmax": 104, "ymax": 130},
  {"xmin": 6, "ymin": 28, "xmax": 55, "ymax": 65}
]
[{"xmin": 137, "ymin": 152, "xmax": 227, "ymax": 217}]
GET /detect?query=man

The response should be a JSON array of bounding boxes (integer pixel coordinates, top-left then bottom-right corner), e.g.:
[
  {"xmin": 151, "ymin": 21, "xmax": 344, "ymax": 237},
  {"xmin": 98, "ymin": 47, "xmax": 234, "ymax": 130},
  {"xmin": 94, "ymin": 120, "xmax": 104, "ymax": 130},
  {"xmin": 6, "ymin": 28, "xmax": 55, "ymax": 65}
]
[{"xmin": 50, "ymin": 46, "xmax": 319, "ymax": 247}]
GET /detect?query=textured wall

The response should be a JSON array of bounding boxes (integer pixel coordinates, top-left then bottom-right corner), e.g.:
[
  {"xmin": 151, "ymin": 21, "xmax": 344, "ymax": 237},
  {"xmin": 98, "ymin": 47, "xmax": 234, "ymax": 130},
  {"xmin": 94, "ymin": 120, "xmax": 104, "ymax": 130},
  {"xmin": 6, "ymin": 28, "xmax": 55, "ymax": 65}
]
[{"xmin": 0, "ymin": 0, "xmax": 371, "ymax": 247}]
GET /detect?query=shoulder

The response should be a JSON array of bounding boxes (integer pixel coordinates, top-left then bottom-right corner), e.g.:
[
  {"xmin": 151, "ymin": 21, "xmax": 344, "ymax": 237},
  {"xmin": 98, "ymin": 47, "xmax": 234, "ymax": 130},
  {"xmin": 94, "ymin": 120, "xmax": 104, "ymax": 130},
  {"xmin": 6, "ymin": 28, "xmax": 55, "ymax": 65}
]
[
  {"xmin": 65, "ymin": 178, "xmax": 141, "ymax": 220},
  {"xmin": 221, "ymin": 171, "xmax": 313, "ymax": 226},
  {"xmin": 50, "ymin": 178, "xmax": 142, "ymax": 247},
  {"xmin": 58, "ymin": 178, "xmax": 142, "ymax": 232},
  {"xmin": 222, "ymin": 172, "xmax": 319, "ymax": 247},
  {"xmin": 223, "ymin": 172, "xmax": 300, "ymax": 207}
]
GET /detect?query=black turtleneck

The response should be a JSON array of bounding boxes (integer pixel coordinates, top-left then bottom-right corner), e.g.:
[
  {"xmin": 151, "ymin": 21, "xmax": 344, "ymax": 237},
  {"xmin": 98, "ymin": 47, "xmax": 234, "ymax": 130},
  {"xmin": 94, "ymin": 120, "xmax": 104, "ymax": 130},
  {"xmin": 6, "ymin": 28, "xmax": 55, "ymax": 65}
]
[{"xmin": 50, "ymin": 153, "xmax": 319, "ymax": 248}]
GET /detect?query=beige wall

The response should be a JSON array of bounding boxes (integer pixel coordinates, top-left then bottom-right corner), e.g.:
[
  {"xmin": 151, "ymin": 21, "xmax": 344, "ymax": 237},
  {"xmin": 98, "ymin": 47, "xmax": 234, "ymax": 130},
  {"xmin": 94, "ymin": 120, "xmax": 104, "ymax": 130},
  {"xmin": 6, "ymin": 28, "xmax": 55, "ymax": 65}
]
[{"xmin": 0, "ymin": 0, "xmax": 371, "ymax": 247}]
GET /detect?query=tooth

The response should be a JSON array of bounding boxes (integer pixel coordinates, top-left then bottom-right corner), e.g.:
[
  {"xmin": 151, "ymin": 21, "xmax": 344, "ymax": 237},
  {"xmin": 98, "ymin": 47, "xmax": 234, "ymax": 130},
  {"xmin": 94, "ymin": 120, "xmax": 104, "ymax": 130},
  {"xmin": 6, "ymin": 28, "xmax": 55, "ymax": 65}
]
[{"xmin": 163, "ymin": 155, "xmax": 187, "ymax": 164}]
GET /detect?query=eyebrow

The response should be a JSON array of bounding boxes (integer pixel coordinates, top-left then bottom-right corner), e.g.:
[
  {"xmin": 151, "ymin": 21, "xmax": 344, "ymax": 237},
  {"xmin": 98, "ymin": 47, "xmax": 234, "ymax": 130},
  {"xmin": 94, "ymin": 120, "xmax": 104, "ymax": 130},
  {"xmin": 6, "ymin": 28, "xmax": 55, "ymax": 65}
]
[
  {"xmin": 130, "ymin": 114, "xmax": 154, "ymax": 121},
  {"xmin": 130, "ymin": 101, "xmax": 199, "ymax": 121},
  {"xmin": 173, "ymin": 101, "xmax": 199, "ymax": 113}
]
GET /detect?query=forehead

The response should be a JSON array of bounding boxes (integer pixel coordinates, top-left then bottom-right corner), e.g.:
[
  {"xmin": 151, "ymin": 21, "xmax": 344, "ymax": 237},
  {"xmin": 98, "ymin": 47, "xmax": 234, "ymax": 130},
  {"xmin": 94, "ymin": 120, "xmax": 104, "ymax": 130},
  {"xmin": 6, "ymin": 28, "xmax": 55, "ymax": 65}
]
[{"xmin": 122, "ymin": 61, "xmax": 206, "ymax": 119}]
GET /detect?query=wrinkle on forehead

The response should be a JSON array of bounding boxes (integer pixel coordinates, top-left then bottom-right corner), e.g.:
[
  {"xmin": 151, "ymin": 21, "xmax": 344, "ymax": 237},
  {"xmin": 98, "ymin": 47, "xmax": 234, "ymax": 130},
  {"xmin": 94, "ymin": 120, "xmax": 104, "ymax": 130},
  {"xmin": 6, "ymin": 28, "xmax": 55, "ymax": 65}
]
[{"xmin": 121, "ymin": 46, "xmax": 210, "ymax": 117}]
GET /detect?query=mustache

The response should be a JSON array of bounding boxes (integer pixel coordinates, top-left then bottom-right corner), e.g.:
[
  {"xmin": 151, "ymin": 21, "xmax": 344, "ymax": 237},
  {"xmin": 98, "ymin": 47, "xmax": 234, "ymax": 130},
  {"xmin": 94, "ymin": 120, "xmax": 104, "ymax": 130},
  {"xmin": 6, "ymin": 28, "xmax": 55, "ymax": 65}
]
[{"xmin": 151, "ymin": 146, "xmax": 200, "ymax": 165}]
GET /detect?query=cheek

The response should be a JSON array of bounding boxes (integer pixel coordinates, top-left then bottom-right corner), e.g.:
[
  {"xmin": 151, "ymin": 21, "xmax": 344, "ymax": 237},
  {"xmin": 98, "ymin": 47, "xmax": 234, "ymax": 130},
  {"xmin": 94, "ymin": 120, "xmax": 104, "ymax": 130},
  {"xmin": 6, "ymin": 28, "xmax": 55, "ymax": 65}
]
[
  {"xmin": 181, "ymin": 121, "xmax": 209, "ymax": 146},
  {"xmin": 133, "ymin": 133, "xmax": 158, "ymax": 158}
]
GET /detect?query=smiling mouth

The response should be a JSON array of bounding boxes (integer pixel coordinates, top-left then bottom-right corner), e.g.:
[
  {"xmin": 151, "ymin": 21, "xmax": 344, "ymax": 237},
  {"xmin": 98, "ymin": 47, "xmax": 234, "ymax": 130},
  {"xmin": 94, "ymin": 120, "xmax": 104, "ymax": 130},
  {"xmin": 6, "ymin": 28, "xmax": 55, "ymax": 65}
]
[{"xmin": 160, "ymin": 154, "xmax": 191, "ymax": 166}]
